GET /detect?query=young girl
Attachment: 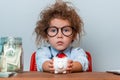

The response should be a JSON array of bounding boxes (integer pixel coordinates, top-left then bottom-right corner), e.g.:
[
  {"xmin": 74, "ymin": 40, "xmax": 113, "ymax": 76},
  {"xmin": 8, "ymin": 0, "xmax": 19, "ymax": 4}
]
[{"xmin": 34, "ymin": 0, "xmax": 88, "ymax": 73}]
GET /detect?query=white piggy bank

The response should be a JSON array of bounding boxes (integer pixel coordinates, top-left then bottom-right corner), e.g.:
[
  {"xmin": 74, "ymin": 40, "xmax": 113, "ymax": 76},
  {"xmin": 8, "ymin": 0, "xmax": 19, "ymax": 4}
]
[{"xmin": 53, "ymin": 57, "xmax": 68, "ymax": 74}]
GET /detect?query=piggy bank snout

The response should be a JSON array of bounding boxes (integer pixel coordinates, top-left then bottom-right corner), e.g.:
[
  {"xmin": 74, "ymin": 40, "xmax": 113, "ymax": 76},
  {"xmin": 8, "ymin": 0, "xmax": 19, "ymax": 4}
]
[{"xmin": 58, "ymin": 62, "xmax": 64, "ymax": 69}]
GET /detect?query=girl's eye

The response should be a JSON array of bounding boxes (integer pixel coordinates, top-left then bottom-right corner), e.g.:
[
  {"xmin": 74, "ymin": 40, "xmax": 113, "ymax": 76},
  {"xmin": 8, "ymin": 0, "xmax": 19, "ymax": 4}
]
[
  {"xmin": 50, "ymin": 28, "xmax": 57, "ymax": 32},
  {"xmin": 65, "ymin": 29, "xmax": 69, "ymax": 32},
  {"xmin": 51, "ymin": 29, "xmax": 56, "ymax": 32},
  {"xmin": 63, "ymin": 29, "xmax": 70, "ymax": 32}
]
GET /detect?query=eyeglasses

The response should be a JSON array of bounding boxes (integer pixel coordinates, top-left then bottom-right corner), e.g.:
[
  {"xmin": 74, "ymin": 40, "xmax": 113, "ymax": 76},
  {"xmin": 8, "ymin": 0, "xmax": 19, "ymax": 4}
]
[{"xmin": 45, "ymin": 26, "xmax": 74, "ymax": 37}]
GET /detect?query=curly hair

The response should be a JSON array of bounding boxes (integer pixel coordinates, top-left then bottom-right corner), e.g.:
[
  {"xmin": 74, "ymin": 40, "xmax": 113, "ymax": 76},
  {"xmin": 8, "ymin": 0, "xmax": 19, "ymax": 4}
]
[{"xmin": 34, "ymin": 0, "xmax": 84, "ymax": 46}]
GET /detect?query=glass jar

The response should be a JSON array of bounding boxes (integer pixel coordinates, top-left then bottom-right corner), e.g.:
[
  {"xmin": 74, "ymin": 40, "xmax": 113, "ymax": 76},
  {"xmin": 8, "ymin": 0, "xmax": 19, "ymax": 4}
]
[{"xmin": 0, "ymin": 37, "xmax": 23, "ymax": 72}]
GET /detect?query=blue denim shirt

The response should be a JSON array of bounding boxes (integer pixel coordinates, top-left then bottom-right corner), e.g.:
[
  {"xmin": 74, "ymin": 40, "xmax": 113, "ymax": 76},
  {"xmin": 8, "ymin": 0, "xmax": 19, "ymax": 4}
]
[{"xmin": 36, "ymin": 46, "xmax": 88, "ymax": 71}]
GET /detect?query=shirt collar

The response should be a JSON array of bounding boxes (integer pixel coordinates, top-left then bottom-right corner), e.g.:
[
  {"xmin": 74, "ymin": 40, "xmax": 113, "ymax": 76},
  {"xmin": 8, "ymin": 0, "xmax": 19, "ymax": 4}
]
[{"xmin": 50, "ymin": 46, "xmax": 72, "ymax": 57}]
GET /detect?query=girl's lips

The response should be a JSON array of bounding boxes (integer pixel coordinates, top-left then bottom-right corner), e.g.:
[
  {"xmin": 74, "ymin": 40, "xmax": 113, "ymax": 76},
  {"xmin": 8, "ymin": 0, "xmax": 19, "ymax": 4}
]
[{"xmin": 57, "ymin": 41, "xmax": 64, "ymax": 45}]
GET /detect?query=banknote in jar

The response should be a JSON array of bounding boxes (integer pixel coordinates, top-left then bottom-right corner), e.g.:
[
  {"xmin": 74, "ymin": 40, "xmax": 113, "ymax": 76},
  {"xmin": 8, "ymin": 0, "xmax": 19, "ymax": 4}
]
[{"xmin": 0, "ymin": 55, "xmax": 7, "ymax": 72}]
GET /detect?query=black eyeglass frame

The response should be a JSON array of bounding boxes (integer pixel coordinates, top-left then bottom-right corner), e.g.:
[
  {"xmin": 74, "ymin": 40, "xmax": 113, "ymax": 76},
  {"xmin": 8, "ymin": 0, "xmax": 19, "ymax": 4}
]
[{"xmin": 45, "ymin": 26, "xmax": 75, "ymax": 37}]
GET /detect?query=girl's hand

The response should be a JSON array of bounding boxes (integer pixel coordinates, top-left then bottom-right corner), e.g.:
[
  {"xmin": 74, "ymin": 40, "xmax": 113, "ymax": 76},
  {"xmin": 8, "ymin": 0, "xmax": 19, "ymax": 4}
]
[
  {"xmin": 47, "ymin": 59, "xmax": 54, "ymax": 73},
  {"xmin": 43, "ymin": 59, "xmax": 54, "ymax": 73},
  {"xmin": 66, "ymin": 59, "xmax": 73, "ymax": 73}
]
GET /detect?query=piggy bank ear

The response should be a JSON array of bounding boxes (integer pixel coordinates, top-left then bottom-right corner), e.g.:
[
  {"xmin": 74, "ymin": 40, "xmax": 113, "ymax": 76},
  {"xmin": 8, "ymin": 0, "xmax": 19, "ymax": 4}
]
[{"xmin": 57, "ymin": 53, "xmax": 66, "ymax": 58}]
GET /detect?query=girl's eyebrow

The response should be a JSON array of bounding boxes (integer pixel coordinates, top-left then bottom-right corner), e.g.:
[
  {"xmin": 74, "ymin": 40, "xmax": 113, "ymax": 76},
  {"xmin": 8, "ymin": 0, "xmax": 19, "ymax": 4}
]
[
  {"xmin": 49, "ymin": 25, "xmax": 71, "ymax": 28},
  {"xmin": 49, "ymin": 26, "xmax": 57, "ymax": 27}
]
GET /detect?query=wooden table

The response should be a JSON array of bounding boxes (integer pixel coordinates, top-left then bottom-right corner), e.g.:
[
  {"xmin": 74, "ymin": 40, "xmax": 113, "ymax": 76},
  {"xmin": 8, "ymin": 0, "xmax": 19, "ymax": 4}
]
[{"xmin": 0, "ymin": 71, "xmax": 120, "ymax": 80}]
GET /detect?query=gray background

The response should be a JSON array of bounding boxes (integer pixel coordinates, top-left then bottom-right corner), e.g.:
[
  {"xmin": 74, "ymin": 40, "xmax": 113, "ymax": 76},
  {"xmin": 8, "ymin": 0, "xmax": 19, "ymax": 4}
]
[{"xmin": 0, "ymin": 0, "xmax": 120, "ymax": 71}]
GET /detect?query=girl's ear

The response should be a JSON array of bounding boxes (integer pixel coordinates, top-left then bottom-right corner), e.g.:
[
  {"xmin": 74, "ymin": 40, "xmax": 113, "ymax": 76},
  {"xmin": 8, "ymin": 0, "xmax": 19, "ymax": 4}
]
[
  {"xmin": 45, "ymin": 38, "xmax": 48, "ymax": 42},
  {"xmin": 71, "ymin": 36, "xmax": 76, "ymax": 43},
  {"xmin": 72, "ymin": 34, "xmax": 77, "ymax": 40}
]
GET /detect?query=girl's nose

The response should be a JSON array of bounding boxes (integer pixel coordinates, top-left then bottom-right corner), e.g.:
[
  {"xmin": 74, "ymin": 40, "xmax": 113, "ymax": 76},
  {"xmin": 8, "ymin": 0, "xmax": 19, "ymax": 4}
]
[{"xmin": 57, "ymin": 29, "xmax": 63, "ymax": 38}]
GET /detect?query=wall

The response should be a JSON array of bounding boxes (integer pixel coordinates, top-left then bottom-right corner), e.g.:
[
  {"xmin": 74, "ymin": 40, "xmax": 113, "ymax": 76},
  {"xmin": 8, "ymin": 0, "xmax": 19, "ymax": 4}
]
[{"xmin": 0, "ymin": 0, "xmax": 120, "ymax": 71}]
